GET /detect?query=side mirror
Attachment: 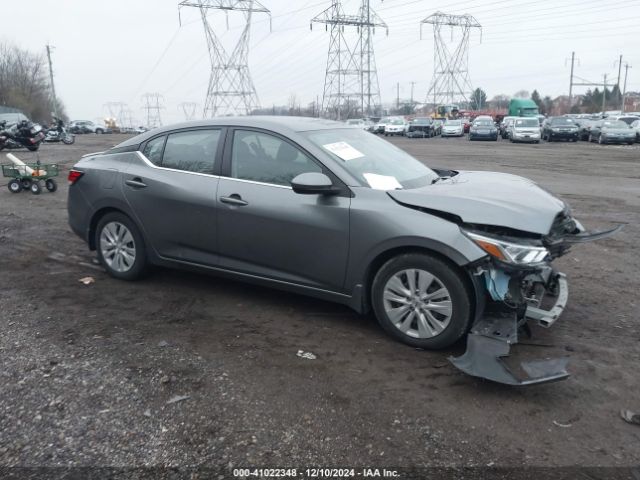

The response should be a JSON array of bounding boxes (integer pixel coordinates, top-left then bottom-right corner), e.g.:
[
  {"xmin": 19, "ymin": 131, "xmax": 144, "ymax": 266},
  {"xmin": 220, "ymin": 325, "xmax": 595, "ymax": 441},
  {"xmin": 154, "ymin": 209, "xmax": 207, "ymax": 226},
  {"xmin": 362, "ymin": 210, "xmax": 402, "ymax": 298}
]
[{"xmin": 291, "ymin": 172, "xmax": 340, "ymax": 195}]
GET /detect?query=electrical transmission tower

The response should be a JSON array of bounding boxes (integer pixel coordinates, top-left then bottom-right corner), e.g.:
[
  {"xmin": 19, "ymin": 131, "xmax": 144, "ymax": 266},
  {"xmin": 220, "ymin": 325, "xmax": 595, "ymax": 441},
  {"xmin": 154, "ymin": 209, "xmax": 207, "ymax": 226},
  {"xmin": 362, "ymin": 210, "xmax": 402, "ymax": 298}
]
[
  {"xmin": 420, "ymin": 12, "xmax": 481, "ymax": 108},
  {"xmin": 312, "ymin": 1, "xmax": 387, "ymax": 120},
  {"xmin": 104, "ymin": 102, "xmax": 127, "ymax": 128},
  {"xmin": 178, "ymin": 102, "xmax": 198, "ymax": 121},
  {"xmin": 178, "ymin": 0, "xmax": 270, "ymax": 117},
  {"xmin": 141, "ymin": 93, "xmax": 164, "ymax": 128}
]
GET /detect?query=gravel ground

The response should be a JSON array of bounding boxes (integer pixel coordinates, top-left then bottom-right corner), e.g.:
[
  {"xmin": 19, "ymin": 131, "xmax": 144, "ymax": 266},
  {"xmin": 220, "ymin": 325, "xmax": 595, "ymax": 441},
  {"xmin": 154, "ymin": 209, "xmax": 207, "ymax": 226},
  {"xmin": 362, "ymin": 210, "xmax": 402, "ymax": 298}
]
[{"xmin": 0, "ymin": 133, "xmax": 639, "ymax": 478}]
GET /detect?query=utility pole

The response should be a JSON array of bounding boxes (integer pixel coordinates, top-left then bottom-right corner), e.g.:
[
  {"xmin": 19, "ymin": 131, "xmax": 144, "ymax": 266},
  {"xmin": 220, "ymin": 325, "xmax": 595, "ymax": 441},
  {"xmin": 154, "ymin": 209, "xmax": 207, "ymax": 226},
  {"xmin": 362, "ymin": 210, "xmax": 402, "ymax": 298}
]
[
  {"xmin": 410, "ymin": 81, "xmax": 416, "ymax": 105},
  {"xmin": 621, "ymin": 63, "xmax": 631, "ymax": 113},
  {"xmin": 616, "ymin": 54, "xmax": 623, "ymax": 109},
  {"xmin": 568, "ymin": 51, "xmax": 575, "ymax": 112},
  {"xmin": 396, "ymin": 82, "xmax": 400, "ymax": 110},
  {"xmin": 45, "ymin": 45, "xmax": 58, "ymax": 118},
  {"xmin": 602, "ymin": 74, "xmax": 607, "ymax": 114}
]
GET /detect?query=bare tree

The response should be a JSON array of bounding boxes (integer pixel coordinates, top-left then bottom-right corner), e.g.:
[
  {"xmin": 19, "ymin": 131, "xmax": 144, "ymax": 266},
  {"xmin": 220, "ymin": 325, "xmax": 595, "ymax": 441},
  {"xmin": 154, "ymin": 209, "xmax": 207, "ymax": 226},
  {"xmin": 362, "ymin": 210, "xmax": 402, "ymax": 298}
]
[
  {"xmin": 0, "ymin": 42, "xmax": 66, "ymax": 123},
  {"xmin": 513, "ymin": 90, "xmax": 530, "ymax": 99}
]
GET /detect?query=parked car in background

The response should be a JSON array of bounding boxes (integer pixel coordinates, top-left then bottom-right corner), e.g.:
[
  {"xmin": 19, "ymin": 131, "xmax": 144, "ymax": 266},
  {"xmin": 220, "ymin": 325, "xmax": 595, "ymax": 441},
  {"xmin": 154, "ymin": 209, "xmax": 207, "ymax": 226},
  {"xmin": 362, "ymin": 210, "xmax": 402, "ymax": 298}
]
[
  {"xmin": 384, "ymin": 117, "xmax": 406, "ymax": 136},
  {"xmin": 509, "ymin": 117, "xmax": 541, "ymax": 143},
  {"xmin": 0, "ymin": 112, "xmax": 30, "ymax": 127},
  {"xmin": 405, "ymin": 117, "xmax": 434, "ymax": 138},
  {"xmin": 613, "ymin": 115, "xmax": 640, "ymax": 126},
  {"xmin": 588, "ymin": 119, "xmax": 636, "ymax": 145},
  {"xmin": 541, "ymin": 117, "xmax": 579, "ymax": 142},
  {"xmin": 630, "ymin": 119, "xmax": 640, "ymax": 142},
  {"xmin": 346, "ymin": 119, "xmax": 373, "ymax": 131},
  {"xmin": 441, "ymin": 119, "xmax": 464, "ymax": 137},
  {"xmin": 574, "ymin": 118, "xmax": 594, "ymax": 141},
  {"xmin": 499, "ymin": 116, "xmax": 515, "ymax": 139},
  {"xmin": 432, "ymin": 119, "xmax": 443, "ymax": 136},
  {"xmin": 373, "ymin": 117, "xmax": 390, "ymax": 134},
  {"xmin": 462, "ymin": 117, "xmax": 472, "ymax": 133},
  {"xmin": 468, "ymin": 118, "xmax": 498, "ymax": 141},
  {"xmin": 69, "ymin": 120, "xmax": 110, "ymax": 134}
]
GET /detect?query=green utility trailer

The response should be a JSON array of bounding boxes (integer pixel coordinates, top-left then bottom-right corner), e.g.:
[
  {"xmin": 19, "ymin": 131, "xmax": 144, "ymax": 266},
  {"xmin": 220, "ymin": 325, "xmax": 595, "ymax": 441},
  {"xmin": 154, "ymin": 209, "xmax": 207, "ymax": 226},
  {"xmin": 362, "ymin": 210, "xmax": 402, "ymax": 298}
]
[{"xmin": 2, "ymin": 162, "xmax": 59, "ymax": 195}]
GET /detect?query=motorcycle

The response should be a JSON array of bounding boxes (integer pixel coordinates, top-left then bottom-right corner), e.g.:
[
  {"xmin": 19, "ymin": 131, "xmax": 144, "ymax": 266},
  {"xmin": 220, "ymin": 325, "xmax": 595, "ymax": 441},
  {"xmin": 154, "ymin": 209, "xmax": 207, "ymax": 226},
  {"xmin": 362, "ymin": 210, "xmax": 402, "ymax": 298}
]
[
  {"xmin": 44, "ymin": 117, "xmax": 75, "ymax": 145},
  {"xmin": 0, "ymin": 120, "xmax": 45, "ymax": 152}
]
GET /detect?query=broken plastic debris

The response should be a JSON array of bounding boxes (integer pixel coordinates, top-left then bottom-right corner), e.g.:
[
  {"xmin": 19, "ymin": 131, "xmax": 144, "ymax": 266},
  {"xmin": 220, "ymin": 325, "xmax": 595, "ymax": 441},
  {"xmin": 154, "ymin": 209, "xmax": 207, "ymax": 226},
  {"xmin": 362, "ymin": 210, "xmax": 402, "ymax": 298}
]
[
  {"xmin": 296, "ymin": 350, "xmax": 316, "ymax": 360},
  {"xmin": 79, "ymin": 276, "xmax": 95, "ymax": 285},
  {"xmin": 553, "ymin": 420, "xmax": 572, "ymax": 428},
  {"xmin": 621, "ymin": 409, "xmax": 640, "ymax": 426},
  {"xmin": 166, "ymin": 395, "xmax": 190, "ymax": 405}
]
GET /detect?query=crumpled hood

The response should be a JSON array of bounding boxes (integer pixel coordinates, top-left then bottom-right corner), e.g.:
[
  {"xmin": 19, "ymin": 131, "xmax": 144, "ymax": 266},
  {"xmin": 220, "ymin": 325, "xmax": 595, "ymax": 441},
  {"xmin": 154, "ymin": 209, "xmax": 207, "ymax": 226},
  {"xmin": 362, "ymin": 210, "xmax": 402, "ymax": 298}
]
[{"xmin": 388, "ymin": 171, "xmax": 566, "ymax": 235}]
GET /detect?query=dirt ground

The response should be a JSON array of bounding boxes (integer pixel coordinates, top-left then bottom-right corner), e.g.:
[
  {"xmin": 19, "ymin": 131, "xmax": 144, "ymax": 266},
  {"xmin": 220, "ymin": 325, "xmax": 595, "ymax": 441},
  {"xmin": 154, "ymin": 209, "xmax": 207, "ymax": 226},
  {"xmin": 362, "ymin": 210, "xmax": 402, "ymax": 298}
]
[{"xmin": 1, "ymin": 133, "xmax": 639, "ymax": 476}]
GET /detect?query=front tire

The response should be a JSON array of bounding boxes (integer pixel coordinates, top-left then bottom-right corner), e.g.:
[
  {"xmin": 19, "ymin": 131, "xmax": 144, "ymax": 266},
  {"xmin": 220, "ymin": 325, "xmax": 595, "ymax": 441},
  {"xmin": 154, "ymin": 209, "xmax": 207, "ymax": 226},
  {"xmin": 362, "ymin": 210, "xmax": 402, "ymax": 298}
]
[
  {"xmin": 96, "ymin": 212, "xmax": 147, "ymax": 280},
  {"xmin": 8, "ymin": 179, "xmax": 21, "ymax": 193},
  {"xmin": 371, "ymin": 253, "xmax": 472, "ymax": 350}
]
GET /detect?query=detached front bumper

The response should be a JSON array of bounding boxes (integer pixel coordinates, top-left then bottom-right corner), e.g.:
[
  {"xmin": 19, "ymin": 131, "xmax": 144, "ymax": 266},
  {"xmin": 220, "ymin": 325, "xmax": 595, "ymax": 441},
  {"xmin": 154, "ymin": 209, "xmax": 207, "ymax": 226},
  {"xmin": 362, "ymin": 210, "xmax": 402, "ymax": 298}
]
[{"xmin": 450, "ymin": 270, "xmax": 571, "ymax": 386}]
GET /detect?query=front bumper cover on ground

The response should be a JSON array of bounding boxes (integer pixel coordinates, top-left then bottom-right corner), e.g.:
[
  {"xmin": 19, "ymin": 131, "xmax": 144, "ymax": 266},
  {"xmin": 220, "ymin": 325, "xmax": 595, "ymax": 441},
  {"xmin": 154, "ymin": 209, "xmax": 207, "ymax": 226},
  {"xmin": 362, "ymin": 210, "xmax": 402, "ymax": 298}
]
[{"xmin": 449, "ymin": 273, "xmax": 570, "ymax": 385}]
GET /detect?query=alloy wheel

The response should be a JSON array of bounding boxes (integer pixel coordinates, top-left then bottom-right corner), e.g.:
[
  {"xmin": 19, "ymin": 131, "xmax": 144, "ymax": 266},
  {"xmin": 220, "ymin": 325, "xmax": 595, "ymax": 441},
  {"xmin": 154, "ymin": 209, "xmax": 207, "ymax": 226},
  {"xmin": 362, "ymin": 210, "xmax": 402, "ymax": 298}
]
[
  {"xmin": 383, "ymin": 268, "xmax": 453, "ymax": 339},
  {"xmin": 100, "ymin": 221, "xmax": 136, "ymax": 272}
]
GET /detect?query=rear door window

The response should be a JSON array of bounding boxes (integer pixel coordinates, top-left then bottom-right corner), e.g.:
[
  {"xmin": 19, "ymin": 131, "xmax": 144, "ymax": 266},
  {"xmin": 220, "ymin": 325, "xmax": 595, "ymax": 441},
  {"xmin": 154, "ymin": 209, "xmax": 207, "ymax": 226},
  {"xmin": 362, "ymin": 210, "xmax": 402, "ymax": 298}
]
[
  {"xmin": 142, "ymin": 136, "xmax": 166, "ymax": 166},
  {"xmin": 161, "ymin": 129, "xmax": 221, "ymax": 174}
]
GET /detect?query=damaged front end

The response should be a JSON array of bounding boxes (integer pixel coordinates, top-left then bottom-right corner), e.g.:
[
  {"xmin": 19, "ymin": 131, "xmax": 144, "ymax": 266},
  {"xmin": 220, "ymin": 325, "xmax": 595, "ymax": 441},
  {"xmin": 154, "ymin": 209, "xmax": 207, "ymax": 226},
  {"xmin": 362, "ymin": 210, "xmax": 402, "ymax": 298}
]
[{"xmin": 450, "ymin": 212, "xmax": 622, "ymax": 386}]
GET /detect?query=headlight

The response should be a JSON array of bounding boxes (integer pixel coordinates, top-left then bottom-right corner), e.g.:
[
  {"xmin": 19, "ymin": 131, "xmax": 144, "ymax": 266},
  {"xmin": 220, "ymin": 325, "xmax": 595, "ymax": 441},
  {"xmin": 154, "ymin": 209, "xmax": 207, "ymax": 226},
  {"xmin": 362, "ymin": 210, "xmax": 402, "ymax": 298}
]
[
  {"xmin": 464, "ymin": 231, "xmax": 549, "ymax": 265},
  {"xmin": 552, "ymin": 127, "xmax": 560, "ymax": 132}
]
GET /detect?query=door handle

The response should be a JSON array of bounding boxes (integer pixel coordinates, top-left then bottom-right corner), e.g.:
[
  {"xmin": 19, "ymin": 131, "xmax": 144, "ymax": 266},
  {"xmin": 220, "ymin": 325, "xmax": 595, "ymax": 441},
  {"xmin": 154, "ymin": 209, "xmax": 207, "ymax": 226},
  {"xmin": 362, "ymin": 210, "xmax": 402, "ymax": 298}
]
[
  {"xmin": 220, "ymin": 194, "xmax": 248, "ymax": 206},
  {"xmin": 125, "ymin": 178, "xmax": 147, "ymax": 188}
]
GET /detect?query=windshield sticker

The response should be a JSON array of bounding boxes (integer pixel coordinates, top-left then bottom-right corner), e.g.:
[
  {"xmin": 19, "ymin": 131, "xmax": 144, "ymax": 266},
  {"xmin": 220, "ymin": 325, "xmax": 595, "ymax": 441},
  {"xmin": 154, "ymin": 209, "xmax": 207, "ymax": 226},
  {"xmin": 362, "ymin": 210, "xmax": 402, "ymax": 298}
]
[
  {"xmin": 363, "ymin": 173, "xmax": 402, "ymax": 191},
  {"xmin": 322, "ymin": 142, "xmax": 365, "ymax": 161}
]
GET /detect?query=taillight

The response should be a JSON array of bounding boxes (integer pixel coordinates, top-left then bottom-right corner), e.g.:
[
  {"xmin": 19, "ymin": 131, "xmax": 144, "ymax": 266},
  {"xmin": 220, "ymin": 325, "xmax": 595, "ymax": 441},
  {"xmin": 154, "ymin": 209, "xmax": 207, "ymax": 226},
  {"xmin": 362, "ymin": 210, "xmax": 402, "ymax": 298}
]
[{"xmin": 68, "ymin": 169, "xmax": 84, "ymax": 185}]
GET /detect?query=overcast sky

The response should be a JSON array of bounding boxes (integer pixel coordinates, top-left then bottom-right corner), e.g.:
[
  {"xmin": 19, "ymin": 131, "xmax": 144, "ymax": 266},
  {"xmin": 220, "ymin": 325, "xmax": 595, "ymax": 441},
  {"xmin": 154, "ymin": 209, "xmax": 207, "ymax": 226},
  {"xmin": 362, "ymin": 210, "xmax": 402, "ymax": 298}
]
[{"xmin": 3, "ymin": 0, "xmax": 639, "ymax": 125}]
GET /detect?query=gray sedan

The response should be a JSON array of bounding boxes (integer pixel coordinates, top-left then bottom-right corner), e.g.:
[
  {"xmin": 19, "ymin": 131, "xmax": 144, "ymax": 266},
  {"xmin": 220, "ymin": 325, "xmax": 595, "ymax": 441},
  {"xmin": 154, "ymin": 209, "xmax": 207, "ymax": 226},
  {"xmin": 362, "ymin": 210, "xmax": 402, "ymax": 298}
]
[{"xmin": 67, "ymin": 117, "xmax": 619, "ymax": 385}]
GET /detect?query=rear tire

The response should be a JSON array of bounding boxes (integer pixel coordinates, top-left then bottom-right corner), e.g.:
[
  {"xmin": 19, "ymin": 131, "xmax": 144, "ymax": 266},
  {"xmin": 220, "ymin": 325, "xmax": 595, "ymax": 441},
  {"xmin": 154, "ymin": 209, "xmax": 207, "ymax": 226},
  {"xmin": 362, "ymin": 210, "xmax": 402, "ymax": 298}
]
[
  {"xmin": 45, "ymin": 179, "xmax": 57, "ymax": 192},
  {"xmin": 95, "ymin": 212, "xmax": 147, "ymax": 280},
  {"xmin": 371, "ymin": 253, "xmax": 472, "ymax": 350}
]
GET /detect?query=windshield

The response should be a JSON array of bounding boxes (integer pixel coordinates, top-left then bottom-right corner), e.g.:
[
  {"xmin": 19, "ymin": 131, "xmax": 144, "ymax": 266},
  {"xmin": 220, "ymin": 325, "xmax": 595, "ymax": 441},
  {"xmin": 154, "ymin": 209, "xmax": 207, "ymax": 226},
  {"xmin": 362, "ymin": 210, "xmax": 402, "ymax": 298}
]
[
  {"xmin": 346, "ymin": 120, "xmax": 362, "ymax": 125},
  {"xmin": 389, "ymin": 119, "xmax": 404, "ymax": 125},
  {"xmin": 303, "ymin": 128, "xmax": 438, "ymax": 190},
  {"xmin": 445, "ymin": 120, "xmax": 461, "ymax": 126},
  {"xmin": 603, "ymin": 121, "xmax": 629, "ymax": 128},
  {"xmin": 515, "ymin": 118, "xmax": 539, "ymax": 127},
  {"xmin": 473, "ymin": 120, "xmax": 493, "ymax": 127},
  {"xmin": 412, "ymin": 118, "xmax": 432, "ymax": 124},
  {"xmin": 550, "ymin": 118, "xmax": 576, "ymax": 126}
]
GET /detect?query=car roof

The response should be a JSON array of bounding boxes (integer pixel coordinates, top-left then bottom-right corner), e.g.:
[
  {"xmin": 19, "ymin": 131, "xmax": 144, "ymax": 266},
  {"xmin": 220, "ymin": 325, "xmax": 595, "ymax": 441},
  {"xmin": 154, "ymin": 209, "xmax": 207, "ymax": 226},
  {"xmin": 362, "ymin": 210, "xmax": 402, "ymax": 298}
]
[{"xmin": 115, "ymin": 116, "xmax": 349, "ymax": 148}]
